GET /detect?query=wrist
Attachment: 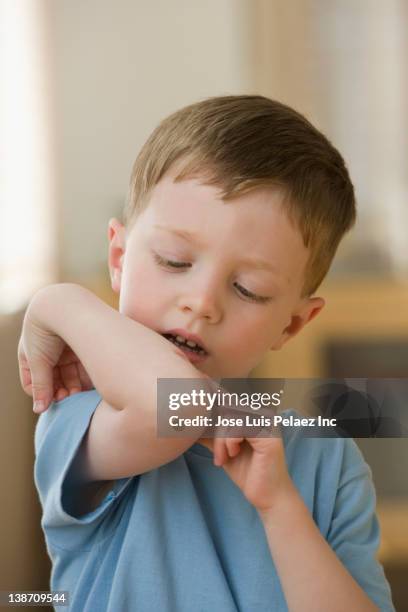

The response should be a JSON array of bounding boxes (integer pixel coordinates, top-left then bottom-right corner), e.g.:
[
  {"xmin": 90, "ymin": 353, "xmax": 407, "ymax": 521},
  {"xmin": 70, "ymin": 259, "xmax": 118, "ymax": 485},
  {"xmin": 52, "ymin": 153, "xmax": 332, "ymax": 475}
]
[
  {"xmin": 256, "ymin": 479, "xmax": 302, "ymax": 523},
  {"xmin": 28, "ymin": 283, "xmax": 88, "ymax": 333}
]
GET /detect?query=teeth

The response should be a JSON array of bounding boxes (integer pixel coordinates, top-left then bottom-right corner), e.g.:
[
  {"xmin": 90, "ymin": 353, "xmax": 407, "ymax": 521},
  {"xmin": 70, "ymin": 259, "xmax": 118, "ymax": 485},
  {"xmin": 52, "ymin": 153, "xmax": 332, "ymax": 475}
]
[
  {"xmin": 175, "ymin": 335, "xmax": 200, "ymax": 349},
  {"xmin": 165, "ymin": 333, "xmax": 206, "ymax": 355}
]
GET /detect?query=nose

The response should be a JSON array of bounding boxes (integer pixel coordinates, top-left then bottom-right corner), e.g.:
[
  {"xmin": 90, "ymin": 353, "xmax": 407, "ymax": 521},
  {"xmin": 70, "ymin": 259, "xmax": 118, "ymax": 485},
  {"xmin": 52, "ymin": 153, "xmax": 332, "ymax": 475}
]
[{"xmin": 177, "ymin": 274, "xmax": 223, "ymax": 324}]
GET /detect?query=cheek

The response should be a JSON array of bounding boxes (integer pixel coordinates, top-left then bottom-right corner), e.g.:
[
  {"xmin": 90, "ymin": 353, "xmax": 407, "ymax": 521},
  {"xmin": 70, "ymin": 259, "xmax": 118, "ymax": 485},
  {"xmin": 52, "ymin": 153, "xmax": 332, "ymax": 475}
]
[
  {"xmin": 120, "ymin": 262, "xmax": 163, "ymax": 323},
  {"xmin": 226, "ymin": 308, "xmax": 286, "ymax": 355}
]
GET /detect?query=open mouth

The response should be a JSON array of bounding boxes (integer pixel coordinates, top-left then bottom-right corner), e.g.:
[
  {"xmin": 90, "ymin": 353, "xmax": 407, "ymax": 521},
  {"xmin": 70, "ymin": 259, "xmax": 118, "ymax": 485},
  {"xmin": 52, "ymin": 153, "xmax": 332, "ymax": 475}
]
[{"xmin": 162, "ymin": 333, "xmax": 208, "ymax": 356}]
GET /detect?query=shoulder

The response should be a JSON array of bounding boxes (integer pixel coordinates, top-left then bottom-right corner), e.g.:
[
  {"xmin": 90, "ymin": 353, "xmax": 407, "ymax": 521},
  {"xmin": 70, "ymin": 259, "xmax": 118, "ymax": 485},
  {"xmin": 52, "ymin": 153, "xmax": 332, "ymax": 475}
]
[
  {"xmin": 279, "ymin": 410, "xmax": 371, "ymax": 522},
  {"xmin": 280, "ymin": 408, "xmax": 367, "ymax": 473}
]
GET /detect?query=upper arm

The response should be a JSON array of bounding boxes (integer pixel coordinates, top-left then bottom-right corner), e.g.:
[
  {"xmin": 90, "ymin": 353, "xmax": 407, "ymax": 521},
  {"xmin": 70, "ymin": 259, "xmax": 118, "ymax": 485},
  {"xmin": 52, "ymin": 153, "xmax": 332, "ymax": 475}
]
[
  {"xmin": 72, "ymin": 397, "xmax": 199, "ymax": 483},
  {"xmin": 73, "ymin": 348, "xmax": 216, "ymax": 483}
]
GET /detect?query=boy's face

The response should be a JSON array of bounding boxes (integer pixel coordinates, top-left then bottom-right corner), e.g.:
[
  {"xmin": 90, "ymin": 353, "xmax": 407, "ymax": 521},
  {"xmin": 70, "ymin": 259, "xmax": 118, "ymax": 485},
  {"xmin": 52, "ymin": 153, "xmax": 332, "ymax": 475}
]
[{"xmin": 108, "ymin": 174, "xmax": 324, "ymax": 378}]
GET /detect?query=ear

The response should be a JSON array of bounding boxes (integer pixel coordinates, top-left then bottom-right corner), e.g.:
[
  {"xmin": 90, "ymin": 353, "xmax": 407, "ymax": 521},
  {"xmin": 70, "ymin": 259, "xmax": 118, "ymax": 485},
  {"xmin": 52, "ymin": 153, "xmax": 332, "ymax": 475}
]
[
  {"xmin": 108, "ymin": 218, "xmax": 126, "ymax": 294},
  {"xmin": 276, "ymin": 296, "xmax": 325, "ymax": 349}
]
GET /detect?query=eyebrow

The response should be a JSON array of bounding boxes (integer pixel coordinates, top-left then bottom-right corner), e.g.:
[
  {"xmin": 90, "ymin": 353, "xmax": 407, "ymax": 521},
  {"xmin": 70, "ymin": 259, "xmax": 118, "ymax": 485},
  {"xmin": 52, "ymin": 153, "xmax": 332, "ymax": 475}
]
[
  {"xmin": 154, "ymin": 224, "xmax": 207, "ymax": 247},
  {"xmin": 154, "ymin": 224, "xmax": 281, "ymax": 276}
]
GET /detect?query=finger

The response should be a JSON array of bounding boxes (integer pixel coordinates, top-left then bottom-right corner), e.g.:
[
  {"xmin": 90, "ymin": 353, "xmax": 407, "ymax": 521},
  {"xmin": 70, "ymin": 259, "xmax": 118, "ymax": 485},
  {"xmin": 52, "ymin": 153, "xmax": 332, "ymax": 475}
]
[
  {"xmin": 57, "ymin": 347, "xmax": 86, "ymax": 393},
  {"xmin": 53, "ymin": 366, "xmax": 62, "ymax": 388},
  {"xmin": 55, "ymin": 388, "xmax": 69, "ymax": 401},
  {"xmin": 17, "ymin": 347, "xmax": 33, "ymax": 396},
  {"xmin": 19, "ymin": 362, "xmax": 33, "ymax": 396},
  {"xmin": 60, "ymin": 362, "xmax": 82, "ymax": 395},
  {"xmin": 245, "ymin": 434, "xmax": 284, "ymax": 456},
  {"xmin": 213, "ymin": 437, "xmax": 229, "ymax": 466},
  {"xmin": 30, "ymin": 359, "xmax": 54, "ymax": 413},
  {"xmin": 77, "ymin": 362, "xmax": 94, "ymax": 390},
  {"xmin": 59, "ymin": 347, "xmax": 91, "ymax": 386},
  {"xmin": 226, "ymin": 437, "xmax": 243, "ymax": 458},
  {"xmin": 57, "ymin": 345, "xmax": 78, "ymax": 365},
  {"xmin": 52, "ymin": 369, "xmax": 67, "ymax": 400}
]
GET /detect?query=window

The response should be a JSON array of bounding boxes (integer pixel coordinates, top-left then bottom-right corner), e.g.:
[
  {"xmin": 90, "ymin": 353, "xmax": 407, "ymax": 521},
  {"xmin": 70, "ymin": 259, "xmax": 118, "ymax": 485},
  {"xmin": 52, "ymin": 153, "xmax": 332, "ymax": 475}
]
[{"xmin": 0, "ymin": 0, "xmax": 57, "ymax": 314}]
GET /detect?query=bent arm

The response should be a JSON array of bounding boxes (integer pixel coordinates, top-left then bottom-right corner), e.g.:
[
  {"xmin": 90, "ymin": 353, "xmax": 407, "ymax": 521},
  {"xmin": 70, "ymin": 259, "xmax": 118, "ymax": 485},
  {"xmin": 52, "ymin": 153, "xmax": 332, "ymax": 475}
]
[
  {"xmin": 29, "ymin": 283, "xmax": 210, "ymax": 479},
  {"xmin": 29, "ymin": 283, "xmax": 201, "ymax": 411}
]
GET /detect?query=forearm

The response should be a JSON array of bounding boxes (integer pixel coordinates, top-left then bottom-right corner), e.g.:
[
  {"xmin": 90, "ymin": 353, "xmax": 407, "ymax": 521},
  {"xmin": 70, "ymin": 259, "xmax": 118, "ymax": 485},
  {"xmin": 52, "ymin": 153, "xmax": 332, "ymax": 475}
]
[
  {"xmin": 28, "ymin": 283, "xmax": 204, "ymax": 414},
  {"xmin": 258, "ymin": 483, "xmax": 379, "ymax": 612}
]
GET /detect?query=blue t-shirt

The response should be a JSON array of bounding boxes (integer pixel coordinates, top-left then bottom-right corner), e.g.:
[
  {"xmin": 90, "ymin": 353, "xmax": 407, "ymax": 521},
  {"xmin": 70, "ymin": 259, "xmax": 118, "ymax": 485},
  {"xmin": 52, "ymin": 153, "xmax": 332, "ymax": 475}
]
[{"xmin": 34, "ymin": 390, "xmax": 395, "ymax": 611}]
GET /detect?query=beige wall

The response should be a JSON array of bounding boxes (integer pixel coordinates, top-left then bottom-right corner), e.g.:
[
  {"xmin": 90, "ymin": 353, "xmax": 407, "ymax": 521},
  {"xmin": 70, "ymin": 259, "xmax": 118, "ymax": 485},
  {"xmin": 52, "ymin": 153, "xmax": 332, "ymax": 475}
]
[{"xmin": 49, "ymin": 0, "xmax": 254, "ymax": 284}]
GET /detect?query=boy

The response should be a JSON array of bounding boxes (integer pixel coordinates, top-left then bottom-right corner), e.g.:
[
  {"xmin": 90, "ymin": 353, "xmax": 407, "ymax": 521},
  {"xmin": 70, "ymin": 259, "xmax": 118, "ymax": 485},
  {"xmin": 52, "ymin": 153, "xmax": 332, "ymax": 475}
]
[{"xmin": 18, "ymin": 96, "xmax": 394, "ymax": 611}]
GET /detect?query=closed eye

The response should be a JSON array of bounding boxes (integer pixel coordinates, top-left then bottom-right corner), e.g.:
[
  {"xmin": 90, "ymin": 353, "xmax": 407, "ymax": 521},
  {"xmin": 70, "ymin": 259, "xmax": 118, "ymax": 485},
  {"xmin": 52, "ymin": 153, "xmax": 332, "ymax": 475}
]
[
  {"xmin": 153, "ymin": 252, "xmax": 191, "ymax": 269},
  {"xmin": 233, "ymin": 282, "xmax": 271, "ymax": 304},
  {"xmin": 154, "ymin": 251, "xmax": 271, "ymax": 303}
]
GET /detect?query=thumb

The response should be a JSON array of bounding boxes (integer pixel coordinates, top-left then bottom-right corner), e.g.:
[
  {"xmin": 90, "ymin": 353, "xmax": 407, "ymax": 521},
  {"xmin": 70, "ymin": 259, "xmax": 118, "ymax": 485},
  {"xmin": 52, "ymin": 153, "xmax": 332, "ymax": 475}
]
[{"xmin": 31, "ymin": 361, "xmax": 54, "ymax": 413}]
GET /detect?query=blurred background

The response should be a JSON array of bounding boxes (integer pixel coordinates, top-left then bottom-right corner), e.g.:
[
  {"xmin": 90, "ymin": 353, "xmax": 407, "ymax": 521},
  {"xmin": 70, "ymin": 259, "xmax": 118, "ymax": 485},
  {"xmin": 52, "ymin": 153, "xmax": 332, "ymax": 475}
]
[{"xmin": 1, "ymin": 0, "xmax": 407, "ymax": 609}]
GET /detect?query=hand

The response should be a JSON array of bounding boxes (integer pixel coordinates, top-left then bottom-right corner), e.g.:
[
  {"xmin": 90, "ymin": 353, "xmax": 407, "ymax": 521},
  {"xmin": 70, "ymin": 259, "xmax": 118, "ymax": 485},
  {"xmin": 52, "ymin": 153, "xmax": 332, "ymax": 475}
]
[
  {"xmin": 18, "ymin": 300, "xmax": 93, "ymax": 413},
  {"xmin": 199, "ymin": 433, "xmax": 293, "ymax": 512}
]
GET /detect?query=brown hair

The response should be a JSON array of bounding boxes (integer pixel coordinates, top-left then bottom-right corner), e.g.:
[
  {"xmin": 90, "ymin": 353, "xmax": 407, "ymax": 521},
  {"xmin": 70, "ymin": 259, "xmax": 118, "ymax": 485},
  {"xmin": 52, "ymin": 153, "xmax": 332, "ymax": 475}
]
[{"xmin": 124, "ymin": 95, "xmax": 356, "ymax": 296}]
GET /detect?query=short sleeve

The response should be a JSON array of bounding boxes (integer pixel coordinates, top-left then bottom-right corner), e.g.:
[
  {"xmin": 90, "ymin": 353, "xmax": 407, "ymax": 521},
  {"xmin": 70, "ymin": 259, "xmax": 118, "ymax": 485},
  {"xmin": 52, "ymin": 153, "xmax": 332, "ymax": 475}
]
[
  {"xmin": 34, "ymin": 390, "xmax": 133, "ymax": 552},
  {"xmin": 328, "ymin": 439, "xmax": 395, "ymax": 611}
]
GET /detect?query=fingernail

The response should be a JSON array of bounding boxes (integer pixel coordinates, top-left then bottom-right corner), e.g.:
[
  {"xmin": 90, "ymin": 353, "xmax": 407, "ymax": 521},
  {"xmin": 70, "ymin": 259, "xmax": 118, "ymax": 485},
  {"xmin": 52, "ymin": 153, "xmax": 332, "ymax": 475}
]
[{"xmin": 33, "ymin": 400, "xmax": 45, "ymax": 413}]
